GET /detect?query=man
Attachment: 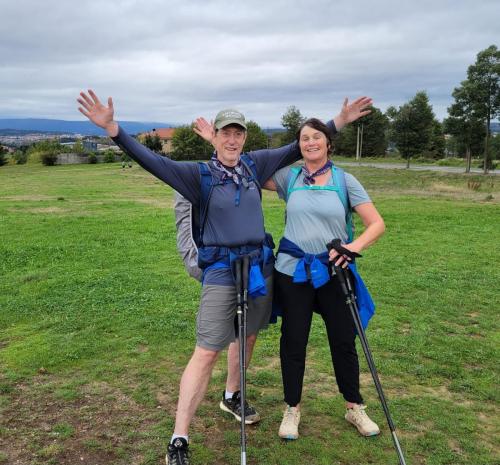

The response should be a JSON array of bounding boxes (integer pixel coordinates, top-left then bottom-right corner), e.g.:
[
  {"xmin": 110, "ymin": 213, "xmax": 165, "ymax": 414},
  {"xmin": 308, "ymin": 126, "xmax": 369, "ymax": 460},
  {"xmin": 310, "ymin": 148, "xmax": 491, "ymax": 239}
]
[{"xmin": 77, "ymin": 90, "xmax": 371, "ymax": 464}]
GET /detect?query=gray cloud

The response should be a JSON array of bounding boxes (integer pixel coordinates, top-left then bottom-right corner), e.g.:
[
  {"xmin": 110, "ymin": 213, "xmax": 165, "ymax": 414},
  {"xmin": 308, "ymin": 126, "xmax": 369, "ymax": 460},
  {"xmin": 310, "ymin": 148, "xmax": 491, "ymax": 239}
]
[{"xmin": 1, "ymin": 0, "xmax": 499, "ymax": 125}]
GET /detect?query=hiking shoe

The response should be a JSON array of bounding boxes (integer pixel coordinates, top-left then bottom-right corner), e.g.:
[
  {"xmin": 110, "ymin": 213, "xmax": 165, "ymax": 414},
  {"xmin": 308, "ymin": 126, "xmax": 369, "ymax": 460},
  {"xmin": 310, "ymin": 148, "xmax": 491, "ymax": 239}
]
[
  {"xmin": 166, "ymin": 437, "xmax": 190, "ymax": 465},
  {"xmin": 345, "ymin": 404, "xmax": 380, "ymax": 437},
  {"xmin": 278, "ymin": 405, "xmax": 300, "ymax": 440},
  {"xmin": 219, "ymin": 391, "xmax": 261, "ymax": 424}
]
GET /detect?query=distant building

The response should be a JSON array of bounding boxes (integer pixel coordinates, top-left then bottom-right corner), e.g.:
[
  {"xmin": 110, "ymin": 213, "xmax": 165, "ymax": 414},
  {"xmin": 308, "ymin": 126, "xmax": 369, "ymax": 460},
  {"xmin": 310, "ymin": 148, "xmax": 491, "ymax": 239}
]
[{"xmin": 138, "ymin": 128, "xmax": 176, "ymax": 154}]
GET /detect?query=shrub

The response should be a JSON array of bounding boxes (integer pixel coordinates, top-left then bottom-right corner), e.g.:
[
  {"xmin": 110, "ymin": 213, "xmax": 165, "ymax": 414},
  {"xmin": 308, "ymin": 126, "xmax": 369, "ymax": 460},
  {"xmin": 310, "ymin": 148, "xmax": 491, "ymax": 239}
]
[
  {"xmin": 467, "ymin": 181, "xmax": 481, "ymax": 191},
  {"xmin": 13, "ymin": 150, "xmax": 29, "ymax": 165},
  {"xmin": 87, "ymin": 153, "xmax": 98, "ymax": 164},
  {"xmin": 478, "ymin": 158, "xmax": 498, "ymax": 170},
  {"xmin": 0, "ymin": 149, "xmax": 7, "ymax": 167},
  {"xmin": 41, "ymin": 151, "xmax": 59, "ymax": 166},
  {"xmin": 435, "ymin": 157, "xmax": 464, "ymax": 167},
  {"xmin": 103, "ymin": 150, "xmax": 116, "ymax": 163}
]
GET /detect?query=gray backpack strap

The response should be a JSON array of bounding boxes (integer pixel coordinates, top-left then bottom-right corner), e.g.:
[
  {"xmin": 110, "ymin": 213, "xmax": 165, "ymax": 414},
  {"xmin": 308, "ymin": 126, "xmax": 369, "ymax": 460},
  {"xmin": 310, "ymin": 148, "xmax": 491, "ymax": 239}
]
[{"xmin": 174, "ymin": 191, "xmax": 203, "ymax": 282}]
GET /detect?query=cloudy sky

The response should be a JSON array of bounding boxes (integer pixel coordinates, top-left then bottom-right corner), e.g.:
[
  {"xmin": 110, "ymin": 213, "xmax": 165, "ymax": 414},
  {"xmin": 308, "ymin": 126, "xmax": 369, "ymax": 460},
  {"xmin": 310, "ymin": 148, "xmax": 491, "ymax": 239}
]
[{"xmin": 1, "ymin": 0, "xmax": 499, "ymax": 127}]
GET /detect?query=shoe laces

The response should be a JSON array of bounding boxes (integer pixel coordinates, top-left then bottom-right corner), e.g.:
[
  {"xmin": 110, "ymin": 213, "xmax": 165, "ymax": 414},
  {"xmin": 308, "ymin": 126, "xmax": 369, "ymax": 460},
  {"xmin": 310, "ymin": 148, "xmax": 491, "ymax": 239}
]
[
  {"xmin": 169, "ymin": 442, "xmax": 190, "ymax": 465},
  {"xmin": 350, "ymin": 405, "xmax": 368, "ymax": 423},
  {"xmin": 233, "ymin": 392, "xmax": 252, "ymax": 414},
  {"xmin": 172, "ymin": 448, "xmax": 190, "ymax": 465},
  {"xmin": 284, "ymin": 406, "xmax": 299, "ymax": 424}
]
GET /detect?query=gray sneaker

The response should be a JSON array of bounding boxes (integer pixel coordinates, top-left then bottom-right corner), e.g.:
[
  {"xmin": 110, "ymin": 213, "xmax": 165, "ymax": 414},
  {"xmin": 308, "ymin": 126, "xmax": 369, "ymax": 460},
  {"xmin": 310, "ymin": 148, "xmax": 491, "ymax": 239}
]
[
  {"xmin": 219, "ymin": 391, "xmax": 261, "ymax": 424},
  {"xmin": 345, "ymin": 404, "xmax": 380, "ymax": 436},
  {"xmin": 278, "ymin": 405, "xmax": 300, "ymax": 440}
]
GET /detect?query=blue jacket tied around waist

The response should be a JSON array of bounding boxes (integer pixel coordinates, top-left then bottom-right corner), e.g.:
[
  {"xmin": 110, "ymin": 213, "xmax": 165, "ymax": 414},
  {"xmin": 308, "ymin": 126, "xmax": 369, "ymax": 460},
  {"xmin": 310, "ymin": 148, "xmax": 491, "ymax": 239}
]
[
  {"xmin": 198, "ymin": 241, "xmax": 274, "ymax": 298},
  {"xmin": 277, "ymin": 237, "xmax": 375, "ymax": 329}
]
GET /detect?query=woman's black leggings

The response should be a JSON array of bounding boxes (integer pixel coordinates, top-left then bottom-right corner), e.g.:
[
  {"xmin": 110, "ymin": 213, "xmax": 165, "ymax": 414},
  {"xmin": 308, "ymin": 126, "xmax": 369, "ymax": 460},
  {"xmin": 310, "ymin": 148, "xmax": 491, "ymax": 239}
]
[{"xmin": 275, "ymin": 270, "xmax": 364, "ymax": 406}]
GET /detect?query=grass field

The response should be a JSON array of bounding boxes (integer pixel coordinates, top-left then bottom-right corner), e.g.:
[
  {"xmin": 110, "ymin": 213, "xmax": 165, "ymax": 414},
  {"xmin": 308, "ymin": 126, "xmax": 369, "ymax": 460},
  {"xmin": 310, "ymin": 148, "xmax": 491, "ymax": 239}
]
[{"xmin": 0, "ymin": 162, "xmax": 499, "ymax": 465}]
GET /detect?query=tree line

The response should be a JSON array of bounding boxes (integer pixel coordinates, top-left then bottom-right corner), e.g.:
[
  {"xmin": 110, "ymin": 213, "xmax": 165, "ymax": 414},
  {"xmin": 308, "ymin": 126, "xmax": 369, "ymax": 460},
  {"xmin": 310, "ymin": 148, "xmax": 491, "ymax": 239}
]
[
  {"xmin": 153, "ymin": 45, "xmax": 498, "ymax": 173},
  {"xmin": 2, "ymin": 46, "xmax": 497, "ymax": 173}
]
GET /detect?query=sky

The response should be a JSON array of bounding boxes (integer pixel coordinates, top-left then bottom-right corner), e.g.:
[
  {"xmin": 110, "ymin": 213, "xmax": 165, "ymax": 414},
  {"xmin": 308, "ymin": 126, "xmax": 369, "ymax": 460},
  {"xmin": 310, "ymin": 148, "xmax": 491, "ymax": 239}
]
[{"xmin": 1, "ymin": 0, "xmax": 499, "ymax": 127}]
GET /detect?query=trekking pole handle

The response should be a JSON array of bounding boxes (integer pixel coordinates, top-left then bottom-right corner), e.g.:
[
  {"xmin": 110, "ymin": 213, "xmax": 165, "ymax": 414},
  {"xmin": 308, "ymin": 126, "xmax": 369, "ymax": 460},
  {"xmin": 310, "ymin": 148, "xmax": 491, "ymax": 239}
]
[
  {"xmin": 326, "ymin": 238, "xmax": 362, "ymax": 260},
  {"xmin": 234, "ymin": 258, "xmax": 242, "ymax": 307},
  {"xmin": 242, "ymin": 255, "xmax": 250, "ymax": 295}
]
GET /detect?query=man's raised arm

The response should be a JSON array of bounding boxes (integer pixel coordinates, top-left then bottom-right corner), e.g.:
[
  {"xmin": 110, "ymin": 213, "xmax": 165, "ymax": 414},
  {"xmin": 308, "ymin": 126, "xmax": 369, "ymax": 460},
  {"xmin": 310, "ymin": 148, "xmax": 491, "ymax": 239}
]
[{"xmin": 77, "ymin": 90, "xmax": 201, "ymax": 204}]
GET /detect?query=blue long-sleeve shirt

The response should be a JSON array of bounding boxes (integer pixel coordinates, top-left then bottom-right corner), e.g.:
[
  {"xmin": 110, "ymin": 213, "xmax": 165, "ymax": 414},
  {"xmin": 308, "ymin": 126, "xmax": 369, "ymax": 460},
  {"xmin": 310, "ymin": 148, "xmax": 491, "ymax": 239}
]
[{"xmin": 112, "ymin": 122, "xmax": 336, "ymax": 247}]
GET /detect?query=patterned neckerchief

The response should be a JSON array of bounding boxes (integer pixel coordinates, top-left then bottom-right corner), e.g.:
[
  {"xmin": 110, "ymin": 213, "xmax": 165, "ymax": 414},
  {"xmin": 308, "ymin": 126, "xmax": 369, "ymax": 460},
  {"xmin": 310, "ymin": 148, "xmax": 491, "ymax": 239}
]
[
  {"xmin": 211, "ymin": 154, "xmax": 245, "ymax": 184},
  {"xmin": 301, "ymin": 160, "xmax": 333, "ymax": 185}
]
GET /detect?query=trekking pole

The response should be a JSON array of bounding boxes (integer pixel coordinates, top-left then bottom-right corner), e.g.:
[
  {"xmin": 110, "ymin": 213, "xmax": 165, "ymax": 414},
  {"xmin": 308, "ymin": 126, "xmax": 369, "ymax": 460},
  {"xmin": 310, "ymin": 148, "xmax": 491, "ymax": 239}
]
[
  {"xmin": 234, "ymin": 256, "xmax": 247, "ymax": 465},
  {"xmin": 326, "ymin": 240, "xmax": 407, "ymax": 465},
  {"xmin": 241, "ymin": 255, "xmax": 250, "ymax": 419}
]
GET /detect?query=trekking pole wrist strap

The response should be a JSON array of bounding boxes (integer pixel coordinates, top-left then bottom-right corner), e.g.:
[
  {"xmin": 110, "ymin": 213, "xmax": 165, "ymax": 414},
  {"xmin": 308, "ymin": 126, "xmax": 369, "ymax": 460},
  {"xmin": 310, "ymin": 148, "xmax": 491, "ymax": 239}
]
[{"xmin": 326, "ymin": 238, "xmax": 362, "ymax": 260}]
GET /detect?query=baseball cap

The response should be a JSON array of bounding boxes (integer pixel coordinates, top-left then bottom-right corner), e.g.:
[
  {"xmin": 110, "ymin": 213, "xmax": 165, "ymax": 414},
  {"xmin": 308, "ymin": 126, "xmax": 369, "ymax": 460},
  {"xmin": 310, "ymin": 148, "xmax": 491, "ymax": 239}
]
[{"xmin": 214, "ymin": 109, "xmax": 247, "ymax": 130}]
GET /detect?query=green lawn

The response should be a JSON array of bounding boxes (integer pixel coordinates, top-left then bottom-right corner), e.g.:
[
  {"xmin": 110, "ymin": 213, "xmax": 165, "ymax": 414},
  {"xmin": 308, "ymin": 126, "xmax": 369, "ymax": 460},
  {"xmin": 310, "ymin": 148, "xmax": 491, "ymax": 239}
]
[{"xmin": 0, "ymin": 163, "xmax": 499, "ymax": 465}]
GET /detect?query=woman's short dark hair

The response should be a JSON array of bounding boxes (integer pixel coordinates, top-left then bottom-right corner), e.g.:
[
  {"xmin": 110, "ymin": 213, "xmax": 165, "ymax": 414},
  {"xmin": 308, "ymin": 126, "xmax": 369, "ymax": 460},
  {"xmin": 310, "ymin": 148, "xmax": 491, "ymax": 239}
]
[{"xmin": 296, "ymin": 118, "xmax": 333, "ymax": 154}]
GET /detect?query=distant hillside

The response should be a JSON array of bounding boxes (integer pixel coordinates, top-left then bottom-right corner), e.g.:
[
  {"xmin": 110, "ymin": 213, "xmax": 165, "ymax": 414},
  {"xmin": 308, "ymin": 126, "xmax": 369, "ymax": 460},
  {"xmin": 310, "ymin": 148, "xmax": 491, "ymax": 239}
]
[
  {"xmin": 0, "ymin": 128, "xmax": 66, "ymax": 136},
  {"xmin": 0, "ymin": 118, "xmax": 178, "ymax": 136}
]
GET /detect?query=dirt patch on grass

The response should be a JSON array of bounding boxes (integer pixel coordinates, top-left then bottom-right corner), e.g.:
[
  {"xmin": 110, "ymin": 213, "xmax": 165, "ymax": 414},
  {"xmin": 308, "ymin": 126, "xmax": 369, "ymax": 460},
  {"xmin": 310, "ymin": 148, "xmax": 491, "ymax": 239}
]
[
  {"xmin": 466, "ymin": 312, "xmax": 480, "ymax": 318},
  {"xmin": 430, "ymin": 182, "xmax": 468, "ymax": 193},
  {"xmin": 1, "ymin": 195, "xmax": 55, "ymax": 202},
  {"xmin": 376, "ymin": 187, "xmax": 499, "ymax": 203},
  {"xmin": 250, "ymin": 356, "xmax": 281, "ymax": 372},
  {"xmin": 399, "ymin": 420, "xmax": 434, "ymax": 439},
  {"xmin": 0, "ymin": 376, "xmax": 168, "ymax": 465},
  {"xmin": 448, "ymin": 438, "xmax": 464, "ymax": 455},
  {"xmin": 10, "ymin": 206, "xmax": 70, "ymax": 214},
  {"xmin": 420, "ymin": 384, "xmax": 455, "ymax": 401},
  {"xmin": 127, "ymin": 197, "xmax": 173, "ymax": 208}
]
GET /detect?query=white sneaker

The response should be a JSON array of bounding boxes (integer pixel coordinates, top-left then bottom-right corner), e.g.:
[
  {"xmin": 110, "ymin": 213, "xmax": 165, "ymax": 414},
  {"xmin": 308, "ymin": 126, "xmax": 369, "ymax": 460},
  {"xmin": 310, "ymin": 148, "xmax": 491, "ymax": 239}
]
[
  {"xmin": 345, "ymin": 404, "xmax": 380, "ymax": 436},
  {"xmin": 279, "ymin": 405, "xmax": 300, "ymax": 440}
]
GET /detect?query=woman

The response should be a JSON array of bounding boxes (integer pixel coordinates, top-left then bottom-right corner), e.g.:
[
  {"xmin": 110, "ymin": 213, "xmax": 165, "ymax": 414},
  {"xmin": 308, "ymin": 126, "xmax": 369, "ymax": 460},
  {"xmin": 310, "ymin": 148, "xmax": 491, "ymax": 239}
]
[{"xmin": 264, "ymin": 118, "xmax": 385, "ymax": 440}]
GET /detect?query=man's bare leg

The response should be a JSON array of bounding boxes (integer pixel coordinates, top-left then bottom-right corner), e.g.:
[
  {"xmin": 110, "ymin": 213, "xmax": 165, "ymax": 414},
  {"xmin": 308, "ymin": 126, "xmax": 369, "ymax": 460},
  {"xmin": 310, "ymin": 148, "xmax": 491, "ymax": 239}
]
[
  {"xmin": 173, "ymin": 345, "xmax": 220, "ymax": 435},
  {"xmin": 225, "ymin": 333, "xmax": 257, "ymax": 392}
]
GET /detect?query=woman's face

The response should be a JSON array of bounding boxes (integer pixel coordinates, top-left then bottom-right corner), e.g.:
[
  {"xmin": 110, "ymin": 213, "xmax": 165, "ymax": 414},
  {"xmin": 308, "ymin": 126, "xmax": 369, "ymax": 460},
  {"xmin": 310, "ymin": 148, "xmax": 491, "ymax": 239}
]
[{"xmin": 298, "ymin": 125, "xmax": 330, "ymax": 163}]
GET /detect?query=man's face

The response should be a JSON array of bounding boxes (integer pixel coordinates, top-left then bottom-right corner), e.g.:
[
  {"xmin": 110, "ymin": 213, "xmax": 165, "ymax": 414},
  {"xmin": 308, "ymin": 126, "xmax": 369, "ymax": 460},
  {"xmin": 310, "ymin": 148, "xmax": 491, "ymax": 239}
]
[{"xmin": 213, "ymin": 124, "xmax": 247, "ymax": 166}]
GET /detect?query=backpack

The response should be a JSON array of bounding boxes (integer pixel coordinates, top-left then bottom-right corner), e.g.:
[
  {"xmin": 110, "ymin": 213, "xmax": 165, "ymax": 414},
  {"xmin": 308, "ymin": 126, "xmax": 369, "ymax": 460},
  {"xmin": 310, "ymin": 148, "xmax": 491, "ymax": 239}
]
[
  {"xmin": 174, "ymin": 154, "xmax": 261, "ymax": 281},
  {"xmin": 284, "ymin": 164, "xmax": 354, "ymax": 242}
]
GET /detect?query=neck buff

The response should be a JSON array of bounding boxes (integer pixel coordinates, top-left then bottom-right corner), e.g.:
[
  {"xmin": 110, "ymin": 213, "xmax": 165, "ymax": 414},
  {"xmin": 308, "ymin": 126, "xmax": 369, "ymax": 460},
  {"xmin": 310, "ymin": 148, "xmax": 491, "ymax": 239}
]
[
  {"xmin": 211, "ymin": 153, "xmax": 245, "ymax": 185},
  {"xmin": 301, "ymin": 160, "xmax": 333, "ymax": 185}
]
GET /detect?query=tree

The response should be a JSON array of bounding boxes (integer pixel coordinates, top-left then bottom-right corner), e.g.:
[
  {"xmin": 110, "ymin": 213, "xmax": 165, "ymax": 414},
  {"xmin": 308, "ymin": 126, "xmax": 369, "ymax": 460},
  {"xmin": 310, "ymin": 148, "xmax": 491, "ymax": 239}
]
[
  {"xmin": 171, "ymin": 124, "xmax": 213, "ymax": 161},
  {"xmin": 280, "ymin": 106, "xmax": 305, "ymax": 144},
  {"xmin": 465, "ymin": 45, "xmax": 500, "ymax": 173},
  {"xmin": 444, "ymin": 81, "xmax": 486, "ymax": 172},
  {"xmin": 426, "ymin": 120, "xmax": 446, "ymax": 159},
  {"xmin": 490, "ymin": 134, "xmax": 500, "ymax": 161},
  {"xmin": 389, "ymin": 104, "xmax": 416, "ymax": 167},
  {"xmin": 73, "ymin": 139, "xmax": 85, "ymax": 153},
  {"xmin": 387, "ymin": 91, "xmax": 436, "ymax": 168},
  {"xmin": 144, "ymin": 133, "xmax": 163, "ymax": 153},
  {"xmin": 243, "ymin": 121, "xmax": 268, "ymax": 152},
  {"xmin": 334, "ymin": 107, "xmax": 389, "ymax": 157},
  {"xmin": 25, "ymin": 139, "xmax": 64, "ymax": 165}
]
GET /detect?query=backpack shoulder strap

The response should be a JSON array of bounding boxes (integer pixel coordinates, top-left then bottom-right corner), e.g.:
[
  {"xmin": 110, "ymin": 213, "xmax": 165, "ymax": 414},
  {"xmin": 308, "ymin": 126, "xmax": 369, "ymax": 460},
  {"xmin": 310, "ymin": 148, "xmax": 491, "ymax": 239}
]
[
  {"xmin": 285, "ymin": 166, "xmax": 302, "ymax": 202},
  {"xmin": 332, "ymin": 166, "xmax": 354, "ymax": 243},
  {"xmin": 240, "ymin": 154, "xmax": 262, "ymax": 198},
  {"xmin": 198, "ymin": 162, "xmax": 214, "ymax": 244},
  {"xmin": 282, "ymin": 166, "xmax": 302, "ymax": 228}
]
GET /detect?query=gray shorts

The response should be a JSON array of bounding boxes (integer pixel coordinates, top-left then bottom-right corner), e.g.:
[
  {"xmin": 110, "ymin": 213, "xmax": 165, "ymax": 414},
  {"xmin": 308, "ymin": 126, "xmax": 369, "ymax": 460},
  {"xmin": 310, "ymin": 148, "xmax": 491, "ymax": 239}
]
[{"xmin": 196, "ymin": 275, "xmax": 273, "ymax": 351}]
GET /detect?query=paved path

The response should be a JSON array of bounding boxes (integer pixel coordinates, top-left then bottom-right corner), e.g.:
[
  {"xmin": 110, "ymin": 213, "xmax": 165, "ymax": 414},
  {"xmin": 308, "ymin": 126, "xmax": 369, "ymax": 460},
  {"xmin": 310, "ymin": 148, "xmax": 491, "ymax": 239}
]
[{"xmin": 337, "ymin": 161, "xmax": 500, "ymax": 175}]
